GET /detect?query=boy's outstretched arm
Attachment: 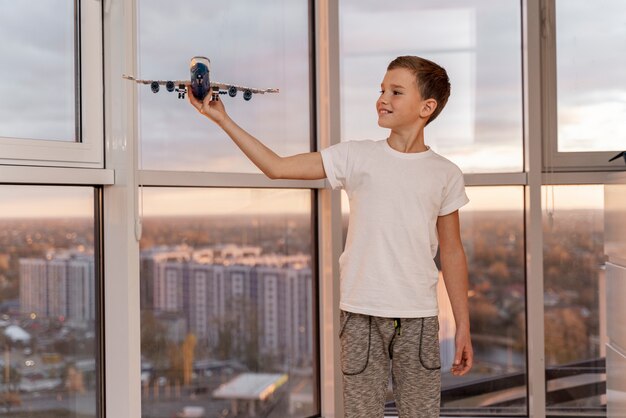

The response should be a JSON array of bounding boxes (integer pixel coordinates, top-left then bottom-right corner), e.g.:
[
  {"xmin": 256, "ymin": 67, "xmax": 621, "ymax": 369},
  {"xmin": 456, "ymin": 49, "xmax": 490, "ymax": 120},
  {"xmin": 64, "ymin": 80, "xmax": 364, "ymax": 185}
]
[
  {"xmin": 437, "ymin": 210, "xmax": 473, "ymax": 376},
  {"xmin": 189, "ymin": 92, "xmax": 326, "ymax": 181}
]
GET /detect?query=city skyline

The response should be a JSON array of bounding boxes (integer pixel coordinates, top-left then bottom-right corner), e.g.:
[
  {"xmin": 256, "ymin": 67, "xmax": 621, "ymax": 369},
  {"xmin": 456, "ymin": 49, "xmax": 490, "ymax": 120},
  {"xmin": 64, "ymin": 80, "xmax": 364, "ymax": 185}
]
[
  {"xmin": 0, "ymin": 201, "xmax": 606, "ymax": 415},
  {"xmin": 141, "ymin": 244, "xmax": 313, "ymax": 368}
]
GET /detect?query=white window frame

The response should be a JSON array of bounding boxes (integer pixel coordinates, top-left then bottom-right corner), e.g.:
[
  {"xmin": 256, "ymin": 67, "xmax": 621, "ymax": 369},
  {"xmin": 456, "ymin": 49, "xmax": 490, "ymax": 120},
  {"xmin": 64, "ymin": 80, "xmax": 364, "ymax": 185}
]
[
  {"xmin": 540, "ymin": 0, "xmax": 625, "ymax": 172},
  {"xmin": 0, "ymin": 0, "xmax": 103, "ymax": 168}
]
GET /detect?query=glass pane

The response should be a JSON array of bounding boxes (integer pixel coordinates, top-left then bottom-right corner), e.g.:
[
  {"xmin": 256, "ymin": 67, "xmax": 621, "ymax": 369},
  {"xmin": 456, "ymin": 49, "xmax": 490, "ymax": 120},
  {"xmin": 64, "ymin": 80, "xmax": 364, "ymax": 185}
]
[
  {"xmin": 441, "ymin": 187, "xmax": 527, "ymax": 415},
  {"xmin": 556, "ymin": 0, "xmax": 626, "ymax": 152},
  {"xmin": 140, "ymin": 188, "xmax": 317, "ymax": 418},
  {"xmin": 137, "ymin": 0, "xmax": 311, "ymax": 172},
  {"xmin": 339, "ymin": 0, "xmax": 523, "ymax": 173},
  {"xmin": 0, "ymin": 186, "xmax": 97, "ymax": 417},
  {"xmin": 543, "ymin": 185, "xmax": 606, "ymax": 414},
  {"xmin": 341, "ymin": 186, "xmax": 527, "ymax": 415},
  {"xmin": 0, "ymin": 2, "xmax": 76, "ymax": 141}
]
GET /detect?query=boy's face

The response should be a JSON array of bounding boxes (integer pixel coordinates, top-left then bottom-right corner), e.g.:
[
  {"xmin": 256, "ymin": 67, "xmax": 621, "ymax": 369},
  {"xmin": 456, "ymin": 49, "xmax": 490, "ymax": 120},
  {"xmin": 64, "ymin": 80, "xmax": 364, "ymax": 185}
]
[{"xmin": 376, "ymin": 68, "xmax": 436, "ymax": 130}]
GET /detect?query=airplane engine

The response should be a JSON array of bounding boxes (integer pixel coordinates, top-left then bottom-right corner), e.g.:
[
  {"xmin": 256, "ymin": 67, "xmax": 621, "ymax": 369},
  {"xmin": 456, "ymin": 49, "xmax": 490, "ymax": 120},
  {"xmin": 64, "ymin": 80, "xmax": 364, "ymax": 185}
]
[
  {"xmin": 243, "ymin": 90, "xmax": 252, "ymax": 101},
  {"xmin": 150, "ymin": 81, "xmax": 160, "ymax": 93},
  {"xmin": 166, "ymin": 81, "xmax": 175, "ymax": 92},
  {"xmin": 228, "ymin": 86, "xmax": 237, "ymax": 97}
]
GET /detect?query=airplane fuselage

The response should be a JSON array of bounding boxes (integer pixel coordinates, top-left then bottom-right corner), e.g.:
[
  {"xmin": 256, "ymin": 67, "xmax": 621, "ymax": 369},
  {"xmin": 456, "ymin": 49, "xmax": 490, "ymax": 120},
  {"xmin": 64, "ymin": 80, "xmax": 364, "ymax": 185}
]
[{"xmin": 190, "ymin": 56, "xmax": 211, "ymax": 101}]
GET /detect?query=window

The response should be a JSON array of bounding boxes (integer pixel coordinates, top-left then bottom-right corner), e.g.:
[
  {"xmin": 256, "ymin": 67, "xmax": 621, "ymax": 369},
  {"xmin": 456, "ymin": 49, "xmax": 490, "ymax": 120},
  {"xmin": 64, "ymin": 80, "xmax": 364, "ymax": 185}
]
[
  {"xmin": 342, "ymin": 186, "xmax": 528, "ymax": 415},
  {"xmin": 0, "ymin": 2, "xmax": 75, "ymax": 141},
  {"xmin": 543, "ymin": 185, "xmax": 606, "ymax": 415},
  {"xmin": 440, "ymin": 187, "xmax": 527, "ymax": 415},
  {"xmin": 137, "ymin": 0, "xmax": 312, "ymax": 172},
  {"xmin": 139, "ymin": 188, "xmax": 317, "ymax": 418},
  {"xmin": 0, "ymin": 1, "xmax": 103, "ymax": 167},
  {"xmin": 555, "ymin": 1, "xmax": 626, "ymax": 153},
  {"xmin": 0, "ymin": 186, "xmax": 100, "ymax": 418},
  {"xmin": 543, "ymin": 0, "xmax": 624, "ymax": 170},
  {"xmin": 133, "ymin": 3, "xmax": 319, "ymax": 413},
  {"xmin": 339, "ymin": 0, "xmax": 523, "ymax": 173}
]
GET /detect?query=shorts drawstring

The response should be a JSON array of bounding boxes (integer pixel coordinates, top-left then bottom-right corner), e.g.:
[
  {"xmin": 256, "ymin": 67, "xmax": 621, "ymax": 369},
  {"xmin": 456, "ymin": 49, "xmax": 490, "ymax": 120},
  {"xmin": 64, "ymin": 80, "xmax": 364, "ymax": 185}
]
[{"xmin": 388, "ymin": 318, "xmax": 401, "ymax": 359}]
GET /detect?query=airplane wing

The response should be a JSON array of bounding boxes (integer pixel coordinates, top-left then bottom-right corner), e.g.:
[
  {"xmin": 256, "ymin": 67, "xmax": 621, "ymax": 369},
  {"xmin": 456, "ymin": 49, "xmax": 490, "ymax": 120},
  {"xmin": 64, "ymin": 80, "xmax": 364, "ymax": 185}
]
[
  {"xmin": 211, "ymin": 81, "xmax": 279, "ymax": 94},
  {"xmin": 122, "ymin": 75, "xmax": 189, "ymax": 86},
  {"xmin": 122, "ymin": 74, "xmax": 279, "ymax": 100}
]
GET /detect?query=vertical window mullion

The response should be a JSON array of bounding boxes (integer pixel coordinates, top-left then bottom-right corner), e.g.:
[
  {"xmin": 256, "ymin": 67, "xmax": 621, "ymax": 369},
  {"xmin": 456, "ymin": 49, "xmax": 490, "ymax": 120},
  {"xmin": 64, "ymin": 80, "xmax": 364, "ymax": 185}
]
[{"xmin": 524, "ymin": 0, "xmax": 547, "ymax": 416}]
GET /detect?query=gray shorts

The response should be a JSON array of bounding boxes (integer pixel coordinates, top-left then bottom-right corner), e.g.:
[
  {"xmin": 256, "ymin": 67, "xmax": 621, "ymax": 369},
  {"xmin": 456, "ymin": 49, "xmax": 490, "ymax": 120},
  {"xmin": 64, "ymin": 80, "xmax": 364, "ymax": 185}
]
[{"xmin": 339, "ymin": 310, "xmax": 441, "ymax": 418}]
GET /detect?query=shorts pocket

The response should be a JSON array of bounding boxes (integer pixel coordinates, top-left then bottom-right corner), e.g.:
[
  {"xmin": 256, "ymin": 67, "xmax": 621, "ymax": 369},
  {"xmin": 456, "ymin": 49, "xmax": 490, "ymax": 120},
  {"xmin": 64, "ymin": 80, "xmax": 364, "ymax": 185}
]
[
  {"xmin": 340, "ymin": 312, "xmax": 371, "ymax": 375},
  {"xmin": 339, "ymin": 310, "xmax": 351, "ymax": 337},
  {"xmin": 419, "ymin": 317, "xmax": 441, "ymax": 370}
]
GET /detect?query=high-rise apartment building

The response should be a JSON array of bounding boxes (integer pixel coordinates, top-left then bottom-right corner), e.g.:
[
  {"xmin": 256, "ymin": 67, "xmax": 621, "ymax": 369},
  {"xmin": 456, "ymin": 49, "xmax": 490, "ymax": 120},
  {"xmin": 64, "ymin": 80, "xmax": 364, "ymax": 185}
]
[
  {"xmin": 19, "ymin": 258, "xmax": 47, "ymax": 317},
  {"xmin": 145, "ymin": 246, "xmax": 313, "ymax": 368},
  {"xmin": 19, "ymin": 251, "xmax": 95, "ymax": 323}
]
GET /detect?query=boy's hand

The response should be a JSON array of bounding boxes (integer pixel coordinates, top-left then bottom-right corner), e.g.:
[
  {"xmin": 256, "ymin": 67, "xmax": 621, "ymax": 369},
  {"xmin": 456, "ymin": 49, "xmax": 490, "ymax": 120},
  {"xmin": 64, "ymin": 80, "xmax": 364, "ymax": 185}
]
[
  {"xmin": 188, "ymin": 89, "xmax": 228, "ymax": 125},
  {"xmin": 451, "ymin": 327, "xmax": 473, "ymax": 376}
]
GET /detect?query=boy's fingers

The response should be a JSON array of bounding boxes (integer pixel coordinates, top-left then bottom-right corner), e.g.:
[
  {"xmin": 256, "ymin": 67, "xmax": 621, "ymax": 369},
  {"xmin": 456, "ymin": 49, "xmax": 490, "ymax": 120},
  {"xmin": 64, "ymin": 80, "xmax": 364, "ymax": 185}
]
[
  {"xmin": 187, "ymin": 90, "xmax": 200, "ymax": 109},
  {"xmin": 188, "ymin": 92, "xmax": 208, "ymax": 114},
  {"xmin": 451, "ymin": 344, "xmax": 473, "ymax": 375},
  {"xmin": 454, "ymin": 343, "xmax": 466, "ymax": 364},
  {"xmin": 459, "ymin": 360, "xmax": 472, "ymax": 375},
  {"xmin": 458, "ymin": 348, "xmax": 473, "ymax": 375}
]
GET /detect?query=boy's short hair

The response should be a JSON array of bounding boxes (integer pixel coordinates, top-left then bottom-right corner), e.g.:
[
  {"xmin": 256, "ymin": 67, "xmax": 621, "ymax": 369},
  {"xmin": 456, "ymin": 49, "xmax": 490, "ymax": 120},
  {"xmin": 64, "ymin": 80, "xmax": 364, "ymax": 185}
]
[{"xmin": 387, "ymin": 56, "xmax": 451, "ymax": 125}]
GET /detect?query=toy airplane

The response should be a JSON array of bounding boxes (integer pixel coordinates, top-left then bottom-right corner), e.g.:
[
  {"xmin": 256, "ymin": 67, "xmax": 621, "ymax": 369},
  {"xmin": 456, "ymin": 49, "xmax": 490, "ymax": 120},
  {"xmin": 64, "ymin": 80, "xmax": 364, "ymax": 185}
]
[{"xmin": 123, "ymin": 56, "xmax": 279, "ymax": 101}]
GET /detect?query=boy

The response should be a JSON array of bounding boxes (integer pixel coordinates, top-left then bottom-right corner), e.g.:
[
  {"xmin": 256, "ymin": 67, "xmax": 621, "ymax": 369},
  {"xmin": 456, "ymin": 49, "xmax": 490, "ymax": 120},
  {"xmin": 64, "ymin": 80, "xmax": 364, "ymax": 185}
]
[{"xmin": 190, "ymin": 56, "xmax": 473, "ymax": 417}]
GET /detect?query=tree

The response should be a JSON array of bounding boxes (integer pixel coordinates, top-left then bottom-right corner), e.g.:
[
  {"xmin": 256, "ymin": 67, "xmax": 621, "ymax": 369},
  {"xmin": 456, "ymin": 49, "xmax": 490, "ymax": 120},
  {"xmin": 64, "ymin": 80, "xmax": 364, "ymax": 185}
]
[
  {"xmin": 215, "ymin": 323, "xmax": 234, "ymax": 360},
  {"xmin": 140, "ymin": 311, "xmax": 169, "ymax": 369},
  {"xmin": 182, "ymin": 333, "xmax": 196, "ymax": 386},
  {"xmin": 545, "ymin": 307, "xmax": 588, "ymax": 365}
]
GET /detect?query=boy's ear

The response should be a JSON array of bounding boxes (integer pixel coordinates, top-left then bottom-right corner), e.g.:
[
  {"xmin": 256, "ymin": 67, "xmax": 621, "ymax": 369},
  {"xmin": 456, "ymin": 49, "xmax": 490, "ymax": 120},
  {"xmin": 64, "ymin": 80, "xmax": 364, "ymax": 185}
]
[{"xmin": 420, "ymin": 98, "xmax": 438, "ymax": 119}]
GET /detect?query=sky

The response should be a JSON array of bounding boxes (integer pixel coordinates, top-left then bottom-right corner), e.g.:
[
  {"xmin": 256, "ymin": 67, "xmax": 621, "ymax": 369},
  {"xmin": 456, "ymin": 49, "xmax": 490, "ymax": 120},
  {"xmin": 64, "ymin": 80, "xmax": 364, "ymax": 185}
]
[
  {"xmin": 0, "ymin": 186, "xmax": 94, "ymax": 218},
  {"xmin": 0, "ymin": 185, "xmax": 604, "ymax": 219},
  {"xmin": 0, "ymin": 0, "xmax": 622, "ymax": 217},
  {"xmin": 0, "ymin": 1, "xmax": 75, "ymax": 140},
  {"xmin": 134, "ymin": 0, "xmax": 312, "ymax": 172}
]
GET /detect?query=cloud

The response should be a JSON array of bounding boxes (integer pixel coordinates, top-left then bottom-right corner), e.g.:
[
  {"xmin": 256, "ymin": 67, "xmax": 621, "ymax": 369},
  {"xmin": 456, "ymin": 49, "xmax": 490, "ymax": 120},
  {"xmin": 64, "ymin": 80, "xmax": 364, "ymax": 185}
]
[{"xmin": 0, "ymin": 1, "xmax": 75, "ymax": 140}]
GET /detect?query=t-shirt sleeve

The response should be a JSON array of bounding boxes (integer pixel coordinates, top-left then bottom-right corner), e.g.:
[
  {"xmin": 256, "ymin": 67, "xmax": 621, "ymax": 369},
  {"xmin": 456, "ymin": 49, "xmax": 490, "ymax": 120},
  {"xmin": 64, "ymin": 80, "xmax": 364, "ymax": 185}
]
[
  {"xmin": 320, "ymin": 141, "xmax": 351, "ymax": 190},
  {"xmin": 439, "ymin": 167, "xmax": 470, "ymax": 216}
]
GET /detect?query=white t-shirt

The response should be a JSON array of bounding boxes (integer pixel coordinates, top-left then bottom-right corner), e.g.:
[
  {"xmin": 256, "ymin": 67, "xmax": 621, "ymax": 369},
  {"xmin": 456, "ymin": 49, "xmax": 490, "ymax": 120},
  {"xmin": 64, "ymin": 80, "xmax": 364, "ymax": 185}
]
[{"xmin": 321, "ymin": 139, "xmax": 469, "ymax": 318}]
